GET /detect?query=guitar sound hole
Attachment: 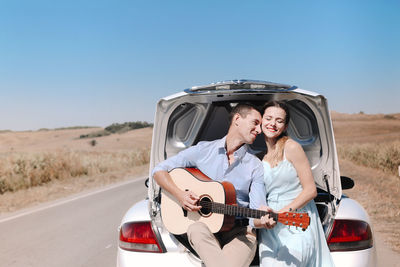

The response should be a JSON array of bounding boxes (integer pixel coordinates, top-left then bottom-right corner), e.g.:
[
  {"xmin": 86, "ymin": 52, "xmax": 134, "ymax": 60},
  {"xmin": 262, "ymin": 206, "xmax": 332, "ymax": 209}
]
[{"xmin": 199, "ymin": 196, "xmax": 212, "ymax": 217}]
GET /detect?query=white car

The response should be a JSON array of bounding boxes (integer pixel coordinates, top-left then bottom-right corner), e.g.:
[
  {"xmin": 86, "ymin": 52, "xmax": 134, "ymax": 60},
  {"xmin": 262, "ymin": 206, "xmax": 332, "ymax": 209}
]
[{"xmin": 117, "ymin": 80, "xmax": 377, "ymax": 266}]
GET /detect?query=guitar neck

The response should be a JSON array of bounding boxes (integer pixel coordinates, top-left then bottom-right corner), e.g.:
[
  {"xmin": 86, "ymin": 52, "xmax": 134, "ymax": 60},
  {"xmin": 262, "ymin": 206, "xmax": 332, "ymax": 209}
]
[{"xmin": 205, "ymin": 201, "xmax": 278, "ymax": 221}]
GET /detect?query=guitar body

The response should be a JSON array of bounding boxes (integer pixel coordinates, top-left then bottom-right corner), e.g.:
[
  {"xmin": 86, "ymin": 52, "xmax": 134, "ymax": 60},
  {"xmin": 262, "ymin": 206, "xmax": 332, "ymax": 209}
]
[
  {"xmin": 161, "ymin": 168, "xmax": 310, "ymax": 235},
  {"xmin": 161, "ymin": 168, "xmax": 236, "ymax": 235}
]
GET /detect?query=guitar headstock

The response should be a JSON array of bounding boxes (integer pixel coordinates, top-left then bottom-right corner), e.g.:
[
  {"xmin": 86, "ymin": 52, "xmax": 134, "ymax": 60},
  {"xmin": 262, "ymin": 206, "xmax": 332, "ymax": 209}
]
[{"xmin": 277, "ymin": 211, "xmax": 310, "ymax": 231}]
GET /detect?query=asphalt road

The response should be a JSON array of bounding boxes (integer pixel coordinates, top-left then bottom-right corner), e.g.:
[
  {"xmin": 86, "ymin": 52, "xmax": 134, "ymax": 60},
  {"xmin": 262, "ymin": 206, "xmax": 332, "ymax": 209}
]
[{"xmin": 0, "ymin": 177, "xmax": 147, "ymax": 267}]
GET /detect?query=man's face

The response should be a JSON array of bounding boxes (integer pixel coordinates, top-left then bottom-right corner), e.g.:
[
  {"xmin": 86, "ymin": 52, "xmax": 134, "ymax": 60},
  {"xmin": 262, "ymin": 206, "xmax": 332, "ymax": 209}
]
[{"xmin": 235, "ymin": 109, "xmax": 262, "ymax": 144}]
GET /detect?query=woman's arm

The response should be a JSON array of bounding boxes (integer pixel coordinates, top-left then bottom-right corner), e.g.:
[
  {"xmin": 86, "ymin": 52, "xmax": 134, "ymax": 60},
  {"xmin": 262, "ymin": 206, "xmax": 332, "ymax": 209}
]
[{"xmin": 279, "ymin": 139, "xmax": 317, "ymax": 213}]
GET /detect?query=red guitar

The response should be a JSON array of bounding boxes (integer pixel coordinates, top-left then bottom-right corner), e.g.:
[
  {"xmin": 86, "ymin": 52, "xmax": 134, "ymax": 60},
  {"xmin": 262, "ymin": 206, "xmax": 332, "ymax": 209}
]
[{"xmin": 160, "ymin": 168, "xmax": 310, "ymax": 235}]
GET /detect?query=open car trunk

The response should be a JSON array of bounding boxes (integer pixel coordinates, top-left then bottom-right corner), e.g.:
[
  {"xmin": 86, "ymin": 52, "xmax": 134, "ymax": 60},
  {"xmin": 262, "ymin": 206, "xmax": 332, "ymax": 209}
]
[{"xmin": 148, "ymin": 81, "xmax": 342, "ymax": 260}]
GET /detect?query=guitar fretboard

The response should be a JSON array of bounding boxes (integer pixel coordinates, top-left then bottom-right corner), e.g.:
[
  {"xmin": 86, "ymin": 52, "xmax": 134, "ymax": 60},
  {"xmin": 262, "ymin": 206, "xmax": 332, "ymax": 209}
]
[{"xmin": 200, "ymin": 200, "xmax": 278, "ymax": 221}]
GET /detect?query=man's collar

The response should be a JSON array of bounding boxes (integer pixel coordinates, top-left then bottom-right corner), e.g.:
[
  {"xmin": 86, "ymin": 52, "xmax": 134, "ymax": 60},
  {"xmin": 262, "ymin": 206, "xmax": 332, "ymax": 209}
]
[
  {"xmin": 217, "ymin": 136, "xmax": 227, "ymax": 153},
  {"xmin": 218, "ymin": 136, "xmax": 247, "ymax": 159},
  {"xmin": 234, "ymin": 143, "xmax": 247, "ymax": 159}
]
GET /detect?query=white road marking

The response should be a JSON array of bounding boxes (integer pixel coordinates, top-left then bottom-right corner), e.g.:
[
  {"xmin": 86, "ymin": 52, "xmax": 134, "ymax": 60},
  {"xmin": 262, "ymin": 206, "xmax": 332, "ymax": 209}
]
[{"xmin": 0, "ymin": 176, "xmax": 146, "ymax": 224}]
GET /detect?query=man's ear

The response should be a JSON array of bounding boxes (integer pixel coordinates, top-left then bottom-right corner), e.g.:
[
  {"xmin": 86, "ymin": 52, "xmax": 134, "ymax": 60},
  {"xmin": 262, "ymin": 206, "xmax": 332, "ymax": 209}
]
[{"xmin": 233, "ymin": 113, "xmax": 241, "ymax": 126}]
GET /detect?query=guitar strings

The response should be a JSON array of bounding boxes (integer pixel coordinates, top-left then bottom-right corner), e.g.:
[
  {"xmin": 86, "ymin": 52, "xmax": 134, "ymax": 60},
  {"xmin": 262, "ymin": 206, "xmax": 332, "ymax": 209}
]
[
  {"xmin": 198, "ymin": 200, "xmax": 270, "ymax": 218},
  {"xmin": 198, "ymin": 200, "xmax": 309, "ymax": 227}
]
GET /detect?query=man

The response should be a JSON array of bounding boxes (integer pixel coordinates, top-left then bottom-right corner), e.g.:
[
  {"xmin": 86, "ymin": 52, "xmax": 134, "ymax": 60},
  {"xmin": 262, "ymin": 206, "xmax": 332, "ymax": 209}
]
[{"xmin": 152, "ymin": 103, "xmax": 275, "ymax": 267}]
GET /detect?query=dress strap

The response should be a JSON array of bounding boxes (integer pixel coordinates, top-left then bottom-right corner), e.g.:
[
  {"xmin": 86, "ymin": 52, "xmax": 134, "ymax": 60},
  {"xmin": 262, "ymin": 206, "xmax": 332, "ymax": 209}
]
[{"xmin": 282, "ymin": 137, "xmax": 289, "ymax": 161}]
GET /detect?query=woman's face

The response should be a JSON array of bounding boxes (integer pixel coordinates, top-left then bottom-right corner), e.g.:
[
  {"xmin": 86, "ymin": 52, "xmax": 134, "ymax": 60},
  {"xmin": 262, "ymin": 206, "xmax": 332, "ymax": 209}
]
[{"xmin": 262, "ymin": 106, "xmax": 288, "ymax": 140}]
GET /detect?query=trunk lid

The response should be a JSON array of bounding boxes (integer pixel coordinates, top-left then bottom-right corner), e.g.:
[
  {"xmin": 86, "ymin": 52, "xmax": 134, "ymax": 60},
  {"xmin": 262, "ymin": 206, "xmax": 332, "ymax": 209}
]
[{"xmin": 148, "ymin": 80, "xmax": 341, "ymax": 224}]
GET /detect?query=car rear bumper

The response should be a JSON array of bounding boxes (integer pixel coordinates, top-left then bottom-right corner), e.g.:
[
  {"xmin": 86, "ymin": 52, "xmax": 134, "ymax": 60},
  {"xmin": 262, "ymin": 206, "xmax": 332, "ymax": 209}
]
[
  {"xmin": 118, "ymin": 246, "xmax": 377, "ymax": 267},
  {"xmin": 117, "ymin": 247, "xmax": 203, "ymax": 267},
  {"xmin": 331, "ymin": 247, "xmax": 377, "ymax": 267}
]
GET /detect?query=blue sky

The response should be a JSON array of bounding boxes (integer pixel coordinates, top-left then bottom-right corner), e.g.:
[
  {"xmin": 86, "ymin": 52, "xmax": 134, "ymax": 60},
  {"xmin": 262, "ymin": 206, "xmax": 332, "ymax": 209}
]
[{"xmin": 1, "ymin": 0, "xmax": 399, "ymax": 131}]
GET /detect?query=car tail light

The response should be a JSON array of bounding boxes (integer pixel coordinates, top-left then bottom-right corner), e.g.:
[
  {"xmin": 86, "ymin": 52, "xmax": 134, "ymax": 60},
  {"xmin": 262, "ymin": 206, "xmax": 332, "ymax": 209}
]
[
  {"xmin": 327, "ymin": 219, "xmax": 373, "ymax": 252},
  {"xmin": 119, "ymin": 221, "xmax": 164, "ymax": 253}
]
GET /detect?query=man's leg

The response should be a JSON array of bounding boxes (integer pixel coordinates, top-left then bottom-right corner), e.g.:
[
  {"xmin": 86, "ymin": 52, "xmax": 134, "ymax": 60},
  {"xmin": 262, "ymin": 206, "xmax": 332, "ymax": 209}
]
[
  {"xmin": 188, "ymin": 222, "xmax": 257, "ymax": 267},
  {"xmin": 219, "ymin": 225, "xmax": 258, "ymax": 267},
  {"xmin": 187, "ymin": 222, "xmax": 224, "ymax": 267}
]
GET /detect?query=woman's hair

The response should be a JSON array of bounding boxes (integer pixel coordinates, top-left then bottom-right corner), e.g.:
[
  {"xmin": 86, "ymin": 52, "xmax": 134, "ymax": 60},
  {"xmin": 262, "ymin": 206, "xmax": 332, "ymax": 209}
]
[{"xmin": 262, "ymin": 101, "xmax": 291, "ymax": 166}]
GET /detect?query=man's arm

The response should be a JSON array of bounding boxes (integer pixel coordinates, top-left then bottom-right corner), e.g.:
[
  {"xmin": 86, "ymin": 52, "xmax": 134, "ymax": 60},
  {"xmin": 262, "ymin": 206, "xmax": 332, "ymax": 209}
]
[
  {"xmin": 152, "ymin": 145, "xmax": 202, "ymax": 211},
  {"xmin": 154, "ymin": 170, "xmax": 200, "ymax": 211},
  {"xmin": 249, "ymin": 161, "xmax": 276, "ymax": 229}
]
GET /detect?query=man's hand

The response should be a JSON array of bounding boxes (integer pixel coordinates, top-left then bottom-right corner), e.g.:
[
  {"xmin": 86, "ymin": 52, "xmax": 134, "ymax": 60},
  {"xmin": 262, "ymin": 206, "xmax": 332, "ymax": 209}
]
[
  {"xmin": 178, "ymin": 190, "xmax": 201, "ymax": 211},
  {"xmin": 258, "ymin": 206, "xmax": 276, "ymax": 229},
  {"xmin": 154, "ymin": 170, "xmax": 201, "ymax": 212}
]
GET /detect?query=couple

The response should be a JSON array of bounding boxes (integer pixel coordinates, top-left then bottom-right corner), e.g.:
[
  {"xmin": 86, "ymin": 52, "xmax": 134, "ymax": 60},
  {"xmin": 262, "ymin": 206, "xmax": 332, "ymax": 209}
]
[{"xmin": 152, "ymin": 102, "xmax": 334, "ymax": 267}]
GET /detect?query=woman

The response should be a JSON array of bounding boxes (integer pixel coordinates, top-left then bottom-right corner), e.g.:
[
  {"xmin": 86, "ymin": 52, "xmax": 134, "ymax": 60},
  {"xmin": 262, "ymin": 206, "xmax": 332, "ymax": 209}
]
[{"xmin": 256, "ymin": 101, "xmax": 334, "ymax": 267}]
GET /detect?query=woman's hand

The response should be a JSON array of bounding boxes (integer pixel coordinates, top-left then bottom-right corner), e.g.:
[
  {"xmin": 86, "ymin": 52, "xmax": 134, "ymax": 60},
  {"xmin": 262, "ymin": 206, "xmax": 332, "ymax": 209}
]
[{"xmin": 278, "ymin": 207, "xmax": 293, "ymax": 213}]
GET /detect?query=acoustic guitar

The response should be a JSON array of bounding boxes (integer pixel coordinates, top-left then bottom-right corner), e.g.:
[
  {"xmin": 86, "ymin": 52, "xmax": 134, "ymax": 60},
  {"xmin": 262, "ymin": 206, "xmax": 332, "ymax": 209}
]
[{"xmin": 160, "ymin": 168, "xmax": 310, "ymax": 235}]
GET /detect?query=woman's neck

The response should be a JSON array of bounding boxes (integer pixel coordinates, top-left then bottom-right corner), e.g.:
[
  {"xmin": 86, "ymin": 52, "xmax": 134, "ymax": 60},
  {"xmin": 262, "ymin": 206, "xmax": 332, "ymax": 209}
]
[
  {"xmin": 264, "ymin": 135, "xmax": 289, "ymax": 167},
  {"xmin": 265, "ymin": 137, "xmax": 278, "ymax": 151}
]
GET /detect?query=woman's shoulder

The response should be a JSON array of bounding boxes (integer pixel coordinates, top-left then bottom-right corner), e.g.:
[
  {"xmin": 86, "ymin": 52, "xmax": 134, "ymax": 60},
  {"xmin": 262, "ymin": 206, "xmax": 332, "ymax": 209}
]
[
  {"xmin": 283, "ymin": 138, "xmax": 305, "ymax": 159},
  {"xmin": 284, "ymin": 138, "xmax": 301, "ymax": 150}
]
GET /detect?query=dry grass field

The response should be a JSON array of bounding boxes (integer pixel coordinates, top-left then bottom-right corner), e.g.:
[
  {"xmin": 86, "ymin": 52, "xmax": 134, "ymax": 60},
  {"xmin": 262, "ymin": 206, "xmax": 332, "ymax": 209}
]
[
  {"xmin": 0, "ymin": 127, "xmax": 153, "ymax": 213},
  {"xmin": 332, "ymin": 111, "xmax": 400, "ymax": 252}
]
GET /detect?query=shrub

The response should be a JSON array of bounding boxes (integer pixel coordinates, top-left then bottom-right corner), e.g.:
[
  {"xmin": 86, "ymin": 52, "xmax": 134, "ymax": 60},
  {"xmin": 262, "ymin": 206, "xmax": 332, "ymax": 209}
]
[
  {"xmin": 79, "ymin": 121, "xmax": 153, "ymax": 139},
  {"xmin": 337, "ymin": 141, "xmax": 400, "ymax": 175},
  {"xmin": 105, "ymin": 121, "xmax": 153, "ymax": 133},
  {"xmin": 384, "ymin": 114, "xmax": 396, "ymax": 120},
  {"xmin": 79, "ymin": 130, "xmax": 111, "ymax": 139}
]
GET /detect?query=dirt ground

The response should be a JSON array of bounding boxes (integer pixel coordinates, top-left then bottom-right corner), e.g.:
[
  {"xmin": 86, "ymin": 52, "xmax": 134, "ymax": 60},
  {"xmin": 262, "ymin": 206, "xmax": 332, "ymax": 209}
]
[
  {"xmin": 332, "ymin": 111, "xmax": 400, "ymax": 253},
  {"xmin": 331, "ymin": 111, "xmax": 400, "ymax": 144},
  {"xmin": 0, "ymin": 127, "xmax": 153, "ymax": 214},
  {"xmin": 0, "ymin": 127, "xmax": 153, "ymax": 153},
  {"xmin": 339, "ymin": 159, "xmax": 400, "ymax": 252}
]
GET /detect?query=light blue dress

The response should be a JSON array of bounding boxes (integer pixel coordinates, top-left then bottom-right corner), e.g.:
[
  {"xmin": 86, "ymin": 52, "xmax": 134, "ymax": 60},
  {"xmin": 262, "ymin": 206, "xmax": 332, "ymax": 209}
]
[{"xmin": 259, "ymin": 158, "xmax": 335, "ymax": 267}]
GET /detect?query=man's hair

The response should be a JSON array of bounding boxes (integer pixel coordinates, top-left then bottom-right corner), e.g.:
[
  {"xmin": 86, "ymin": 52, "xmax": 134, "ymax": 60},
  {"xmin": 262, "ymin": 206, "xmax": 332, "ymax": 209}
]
[{"xmin": 229, "ymin": 103, "xmax": 261, "ymax": 124}]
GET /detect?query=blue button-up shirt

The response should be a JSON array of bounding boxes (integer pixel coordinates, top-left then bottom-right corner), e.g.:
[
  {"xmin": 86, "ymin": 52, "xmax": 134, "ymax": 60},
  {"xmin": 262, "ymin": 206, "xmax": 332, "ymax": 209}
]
[{"xmin": 152, "ymin": 136, "xmax": 267, "ymax": 227}]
